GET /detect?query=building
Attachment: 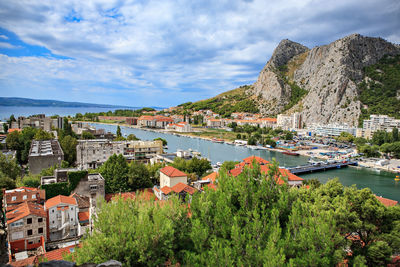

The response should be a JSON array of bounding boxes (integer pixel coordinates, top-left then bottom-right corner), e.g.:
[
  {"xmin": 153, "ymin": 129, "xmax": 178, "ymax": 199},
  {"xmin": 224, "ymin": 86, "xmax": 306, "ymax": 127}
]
[
  {"xmin": 137, "ymin": 115, "xmax": 174, "ymax": 128},
  {"xmin": 313, "ymin": 124, "xmax": 356, "ymax": 137},
  {"xmin": 76, "ymin": 139, "xmax": 163, "ymax": 169},
  {"xmin": 28, "ymin": 140, "xmax": 64, "ymax": 174},
  {"xmin": 5, "ymin": 202, "xmax": 47, "ymax": 259},
  {"xmin": 159, "ymin": 166, "xmax": 188, "ymax": 188},
  {"xmin": 259, "ymin": 118, "xmax": 277, "ymax": 128},
  {"xmin": 229, "ymin": 156, "xmax": 304, "ymax": 187},
  {"xmin": 41, "ymin": 168, "xmax": 78, "ymax": 185},
  {"xmin": 206, "ymin": 119, "xmax": 223, "ymax": 128},
  {"xmin": 359, "ymin": 115, "xmax": 400, "ymax": 138},
  {"xmin": 17, "ymin": 115, "xmax": 63, "ymax": 132},
  {"xmin": 71, "ymin": 173, "xmax": 105, "ymax": 205},
  {"xmin": 277, "ymin": 115, "xmax": 292, "ymax": 130},
  {"xmin": 3, "ymin": 187, "xmax": 46, "ymax": 212},
  {"xmin": 154, "ymin": 182, "xmax": 197, "ymax": 201},
  {"xmin": 45, "ymin": 195, "xmax": 79, "ymax": 241},
  {"xmin": 292, "ymin": 112, "xmax": 302, "ymax": 129},
  {"xmin": 126, "ymin": 117, "xmax": 138, "ymax": 125},
  {"xmin": 165, "ymin": 122, "xmax": 192, "ymax": 132}
]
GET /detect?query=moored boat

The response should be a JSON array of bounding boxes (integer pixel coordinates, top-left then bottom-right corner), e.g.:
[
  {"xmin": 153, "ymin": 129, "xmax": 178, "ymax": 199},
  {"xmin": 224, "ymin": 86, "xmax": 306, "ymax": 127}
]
[{"xmin": 282, "ymin": 151, "xmax": 300, "ymax": 156}]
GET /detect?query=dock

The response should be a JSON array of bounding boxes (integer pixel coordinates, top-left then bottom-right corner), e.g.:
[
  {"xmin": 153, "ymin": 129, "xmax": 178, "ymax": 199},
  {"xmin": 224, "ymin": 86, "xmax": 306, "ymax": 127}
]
[{"xmin": 287, "ymin": 161, "xmax": 358, "ymax": 175}]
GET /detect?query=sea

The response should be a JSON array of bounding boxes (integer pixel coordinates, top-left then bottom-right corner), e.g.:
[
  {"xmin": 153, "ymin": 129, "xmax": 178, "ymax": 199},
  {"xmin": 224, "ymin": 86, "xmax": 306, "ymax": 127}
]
[{"xmin": 0, "ymin": 106, "xmax": 131, "ymax": 120}]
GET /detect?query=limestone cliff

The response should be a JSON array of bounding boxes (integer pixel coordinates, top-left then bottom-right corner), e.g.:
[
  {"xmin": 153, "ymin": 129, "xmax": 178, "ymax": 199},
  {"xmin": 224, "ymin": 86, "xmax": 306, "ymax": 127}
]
[{"xmin": 253, "ymin": 34, "xmax": 400, "ymax": 126}]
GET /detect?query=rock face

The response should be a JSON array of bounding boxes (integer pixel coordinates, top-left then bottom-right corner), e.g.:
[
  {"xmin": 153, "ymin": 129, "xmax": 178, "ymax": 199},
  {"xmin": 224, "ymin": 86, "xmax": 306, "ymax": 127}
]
[
  {"xmin": 253, "ymin": 34, "xmax": 400, "ymax": 126},
  {"xmin": 253, "ymin": 40, "xmax": 309, "ymax": 115}
]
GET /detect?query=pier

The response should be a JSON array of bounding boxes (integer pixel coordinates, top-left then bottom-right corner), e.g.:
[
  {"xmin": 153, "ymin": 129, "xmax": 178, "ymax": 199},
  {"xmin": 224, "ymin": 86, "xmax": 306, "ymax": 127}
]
[{"xmin": 287, "ymin": 161, "xmax": 358, "ymax": 175}]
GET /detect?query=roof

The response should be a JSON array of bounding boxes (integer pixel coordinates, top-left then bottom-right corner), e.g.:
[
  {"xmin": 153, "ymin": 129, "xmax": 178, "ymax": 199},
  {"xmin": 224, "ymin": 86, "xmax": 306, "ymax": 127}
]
[
  {"xmin": 138, "ymin": 115, "xmax": 156, "ymax": 121},
  {"xmin": 242, "ymin": 156, "xmax": 269, "ymax": 165},
  {"xmin": 375, "ymin": 195, "xmax": 398, "ymax": 207},
  {"xmin": 105, "ymin": 189, "xmax": 156, "ymax": 202},
  {"xmin": 202, "ymin": 172, "xmax": 218, "ymax": 183},
  {"xmin": 70, "ymin": 193, "xmax": 90, "ymax": 209},
  {"xmin": 10, "ymin": 255, "xmax": 36, "ymax": 267},
  {"xmin": 8, "ymin": 128, "xmax": 22, "ymax": 133},
  {"xmin": 6, "ymin": 202, "xmax": 46, "ymax": 224},
  {"xmin": 171, "ymin": 183, "xmax": 197, "ymax": 195},
  {"xmin": 41, "ymin": 245, "xmax": 76, "ymax": 261},
  {"xmin": 160, "ymin": 166, "xmax": 187, "ymax": 177},
  {"xmin": 4, "ymin": 187, "xmax": 45, "ymax": 209},
  {"xmin": 206, "ymin": 183, "xmax": 217, "ymax": 190},
  {"xmin": 78, "ymin": 211, "xmax": 89, "ymax": 222},
  {"xmin": 260, "ymin": 118, "xmax": 277, "ymax": 122},
  {"xmin": 45, "ymin": 195, "xmax": 77, "ymax": 209},
  {"xmin": 161, "ymin": 186, "xmax": 172, "ymax": 195}
]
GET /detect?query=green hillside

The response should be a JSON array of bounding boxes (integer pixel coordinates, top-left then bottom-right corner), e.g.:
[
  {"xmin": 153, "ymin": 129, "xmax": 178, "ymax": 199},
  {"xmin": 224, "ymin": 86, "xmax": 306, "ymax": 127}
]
[
  {"xmin": 358, "ymin": 54, "xmax": 400, "ymax": 126},
  {"xmin": 178, "ymin": 85, "xmax": 259, "ymax": 117}
]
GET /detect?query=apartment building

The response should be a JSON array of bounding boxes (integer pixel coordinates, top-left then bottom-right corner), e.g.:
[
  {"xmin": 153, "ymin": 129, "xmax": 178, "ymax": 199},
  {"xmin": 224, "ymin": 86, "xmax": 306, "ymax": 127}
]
[
  {"xmin": 363, "ymin": 114, "xmax": 400, "ymax": 132},
  {"xmin": 76, "ymin": 139, "xmax": 163, "ymax": 169},
  {"xmin": 45, "ymin": 195, "xmax": 79, "ymax": 241},
  {"xmin": 71, "ymin": 173, "xmax": 105, "ymax": 206},
  {"xmin": 28, "ymin": 140, "xmax": 64, "ymax": 174},
  {"xmin": 313, "ymin": 124, "xmax": 357, "ymax": 137},
  {"xmin": 2, "ymin": 187, "xmax": 45, "ymax": 212},
  {"xmin": 6, "ymin": 202, "xmax": 47, "ymax": 257},
  {"xmin": 165, "ymin": 122, "xmax": 193, "ymax": 132},
  {"xmin": 17, "ymin": 115, "xmax": 63, "ymax": 132}
]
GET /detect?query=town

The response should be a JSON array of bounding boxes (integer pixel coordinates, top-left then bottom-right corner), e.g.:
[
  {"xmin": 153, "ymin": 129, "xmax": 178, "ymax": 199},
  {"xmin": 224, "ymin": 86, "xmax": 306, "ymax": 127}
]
[{"xmin": 0, "ymin": 110, "xmax": 399, "ymax": 266}]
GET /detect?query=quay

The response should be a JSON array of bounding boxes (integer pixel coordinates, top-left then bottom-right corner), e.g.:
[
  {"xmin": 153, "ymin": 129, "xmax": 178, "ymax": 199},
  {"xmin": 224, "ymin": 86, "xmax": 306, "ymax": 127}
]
[{"xmin": 287, "ymin": 161, "xmax": 358, "ymax": 175}]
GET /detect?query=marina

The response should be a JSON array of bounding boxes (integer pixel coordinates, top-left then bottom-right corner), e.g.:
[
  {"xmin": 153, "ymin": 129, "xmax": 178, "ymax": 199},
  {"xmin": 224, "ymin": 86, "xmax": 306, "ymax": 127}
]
[{"xmin": 89, "ymin": 123, "xmax": 400, "ymax": 202}]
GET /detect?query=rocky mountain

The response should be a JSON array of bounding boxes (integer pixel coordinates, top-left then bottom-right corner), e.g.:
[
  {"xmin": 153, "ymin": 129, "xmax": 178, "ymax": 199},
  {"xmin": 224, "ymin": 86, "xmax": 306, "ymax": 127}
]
[{"xmin": 254, "ymin": 34, "xmax": 400, "ymax": 126}]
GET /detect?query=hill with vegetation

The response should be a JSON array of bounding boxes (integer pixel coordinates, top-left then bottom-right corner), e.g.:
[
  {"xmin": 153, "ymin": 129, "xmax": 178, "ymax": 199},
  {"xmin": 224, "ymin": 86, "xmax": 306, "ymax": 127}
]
[
  {"xmin": 178, "ymin": 85, "xmax": 259, "ymax": 117},
  {"xmin": 358, "ymin": 54, "xmax": 400, "ymax": 126}
]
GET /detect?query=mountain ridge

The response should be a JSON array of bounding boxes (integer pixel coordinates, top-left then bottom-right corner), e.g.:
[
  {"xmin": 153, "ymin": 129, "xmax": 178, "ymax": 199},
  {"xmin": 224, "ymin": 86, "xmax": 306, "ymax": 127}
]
[{"xmin": 0, "ymin": 97, "xmax": 164, "ymax": 110}]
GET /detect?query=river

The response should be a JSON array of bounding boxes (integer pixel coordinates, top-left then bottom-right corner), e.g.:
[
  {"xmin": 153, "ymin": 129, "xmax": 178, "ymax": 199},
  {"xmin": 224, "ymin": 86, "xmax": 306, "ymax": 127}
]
[{"xmin": 90, "ymin": 123, "xmax": 400, "ymax": 202}]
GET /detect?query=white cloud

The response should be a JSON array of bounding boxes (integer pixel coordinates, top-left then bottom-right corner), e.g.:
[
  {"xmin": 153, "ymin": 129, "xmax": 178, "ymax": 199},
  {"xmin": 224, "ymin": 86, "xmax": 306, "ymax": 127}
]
[
  {"xmin": 0, "ymin": 42, "xmax": 18, "ymax": 49},
  {"xmin": 0, "ymin": 0, "xmax": 399, "ymax": 106}
]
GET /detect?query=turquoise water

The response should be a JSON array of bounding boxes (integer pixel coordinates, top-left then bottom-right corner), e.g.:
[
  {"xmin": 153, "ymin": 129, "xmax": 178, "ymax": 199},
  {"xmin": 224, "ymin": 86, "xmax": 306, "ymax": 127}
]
[{"xmin": 91, "ymin": 123, "xmax": 400, "ymax": 202}]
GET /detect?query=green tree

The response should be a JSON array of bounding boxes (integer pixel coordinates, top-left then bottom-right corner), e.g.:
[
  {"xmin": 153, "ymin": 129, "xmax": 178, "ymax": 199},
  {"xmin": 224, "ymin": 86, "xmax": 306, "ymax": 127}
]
[
  {"xmin": 116, "ymin": 125, "xmax": 122, "ymax": 138},
  {"xmin": 337, "ymin": 132, "xmax": 355, "ymax": 143},
  {"xmin": 60, "ymin": 135, "xmax": 77, "ymax": 166},
  {"xmin": 34, "ymin": 129, "xmax": 54, "ymax": 140},
  {"xmin": 81, "ymin": 131, "xmax": 95, "ymax": 140},
  {"xmin": 0, "ymin": 152, "xmax": 21, "ymax": 180},
  {"xmin": 146, "ymin": 162, "xmax": 165, "ymax": 184},
  {"xmin": 127, "ymin": 134, "xmax": 140, "ymax": 141},
  {"xmin": 219, "ymin": 161, "xmax": 239, "ymax": 171},
  {"xmin": 392, "ymin": 128, "xmax": 399, "ymax": 142},
  {"xmin": 65, "ymin": 195, "xmax": 190, "ymax": 266},
  {"xmin": 127, "ymin": 162, "xmax": 153, "ymax": 190},
  {"xmin": 99, "ymin": 154, "xmax": 129, "ymax": 193},
  {"xmin": 154, "ymin": 137, "xmax": 167, "ymax": 146},
  {"xmin": 283, "ymin": 131, "xmax": 293, "ymax": 140}
]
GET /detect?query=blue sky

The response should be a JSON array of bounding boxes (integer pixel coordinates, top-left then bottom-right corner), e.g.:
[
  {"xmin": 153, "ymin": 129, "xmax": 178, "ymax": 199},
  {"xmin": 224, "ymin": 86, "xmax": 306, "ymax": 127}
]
[{"xmin": 0, "ymin": 0, "xmax": 399, "ymax": 107}]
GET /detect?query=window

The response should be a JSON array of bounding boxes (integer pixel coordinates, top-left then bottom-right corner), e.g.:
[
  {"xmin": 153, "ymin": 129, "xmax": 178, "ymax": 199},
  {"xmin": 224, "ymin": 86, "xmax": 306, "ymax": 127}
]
[
  {"xmin": 52, "ymin": 209, "xmax": 54, "ymax": 213},
  {"xmin": 11, "ymin": 196, "xmax": 16, "ymax": 201},
  {"xmin": 71, "ymin": 207, "xmax": 73, "ymax": 210},
  {"xmin": 90, "ymin": 185, "xmax": 98, "ymax": 191},
  {"xmin": 38, "ymin": 228, "xmax": 43, "ymax": 234},
  {"xmin": 28, "ymin": 241, "xmax": 33, "ymax": 245},
  {"xmin": 32, "ymin": 194, "xmax": 36, "ymax": 199},
  {"xmin": 38, "ymin": 218, "xmax": 43, "ymax": 223},
  {"xmin": 27, "ymin": 218, "xmax": 32, "ymax": 224},
  {"xmin": 27, "ymin": 229, "xmax": 32, "ymax": 236},
  {"xmin": 23, "ymin": 195, "xmax": 27, "ymax": 200},
  {"xmin": 52, "ymin": 220, "xmax": 55, "ymax": 224}
]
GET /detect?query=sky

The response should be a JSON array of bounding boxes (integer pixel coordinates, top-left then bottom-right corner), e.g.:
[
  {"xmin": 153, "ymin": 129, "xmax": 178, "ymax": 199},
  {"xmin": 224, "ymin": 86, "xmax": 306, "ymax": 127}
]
[{"xmin": 0, "ymin": 0, "xmax": 399, "ymax": 108}]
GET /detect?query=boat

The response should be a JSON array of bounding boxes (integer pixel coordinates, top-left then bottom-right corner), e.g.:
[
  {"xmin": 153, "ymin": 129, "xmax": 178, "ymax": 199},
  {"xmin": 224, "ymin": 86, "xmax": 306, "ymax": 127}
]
[
  {"xmin": 282, "ymin": 151, "xmax": 300, "ymax": 156},
  {"xmin": 212, "ymin": 138, "xmax": 224, "ymax": 143},
  {"xmin": 395, "ymin": 175, "xmax": 400, "ymax": 181}
]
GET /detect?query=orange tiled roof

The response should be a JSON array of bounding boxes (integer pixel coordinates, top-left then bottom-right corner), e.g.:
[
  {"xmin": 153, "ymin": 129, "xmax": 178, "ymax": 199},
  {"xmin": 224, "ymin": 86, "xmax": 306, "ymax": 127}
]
[
  {"xmin": 242, "ymin": 156, "xmax": 269, "ymax": 165},
  {"xmin": 10, "ymin": 255, "xmax": 36, "ymax": 267},
  {"xmin": 6, "ymin": 202, "xmax": 46, "ymax": 224},
  {"xmin": 138, "ymin": 115, "xmax": 156, "ymax": 121},
  {"xmin": 202, "ymin": 172, "xmax": 218, "ymax": 183},
  {"xmin": 4, "ymin": 187, "xmax": 45, "ymax": 209},
  {"xmin": 8, "ymin": 128, "xmax": 22, "ymax": 133},
  {"xmin": 161, "ymin": 186, "xmax": 172, "ymax": 195},
  {"xmin": 171, "ymin": 183, "xmax": 197, "ymax": 195},
  {"xmin": 160, "ymin": 166, "xmax": 187, "ymax": 177},
  {"xmin": 78, "ymin": 211, "xmax": 89, "ymax": 222},
  {"xmin": 45, "ymin": 195, "xmax": 77, "ymax": 209},
  {"xmin": 375, "ymin": 195, "xmax": 398, "ymax": 207},
  {"xmin": 260, "ymin": 118, "xmax": 277, "ymax": 122},
  {"xmin": 105, "ymin": 189, "xmax": 156, "ymax": 202}
]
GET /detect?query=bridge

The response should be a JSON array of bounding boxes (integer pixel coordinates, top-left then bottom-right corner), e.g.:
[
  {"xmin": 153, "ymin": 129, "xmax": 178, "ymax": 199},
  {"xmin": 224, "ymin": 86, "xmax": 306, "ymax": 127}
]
[{"xmin": 286, "ymin": 161, "xmax": 358, "ymax": 175}]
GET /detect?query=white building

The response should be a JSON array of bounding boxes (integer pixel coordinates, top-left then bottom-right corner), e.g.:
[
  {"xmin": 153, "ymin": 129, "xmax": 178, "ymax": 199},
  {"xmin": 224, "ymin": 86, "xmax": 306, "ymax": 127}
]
[
  {"xmin": 313, "ymin": 124, "xmax": 356, "ymax": 137},
  {"xmin": 165, "ymin": 122, "xmax": 192, "ymax": 132},
  {"xmin": 277, "ymin": 115, "xmax": 292, "ymax": 130},
  {"xmin": 76, "ymin": 139, "xmax": 163, "ymax": 169},
  {"xmin": 45, "ymin": 195, "xmax": 79, "ymax": 241},
  {"xmin": 363, "ymin": 114, "xmax": 400, "ymax": 132}
]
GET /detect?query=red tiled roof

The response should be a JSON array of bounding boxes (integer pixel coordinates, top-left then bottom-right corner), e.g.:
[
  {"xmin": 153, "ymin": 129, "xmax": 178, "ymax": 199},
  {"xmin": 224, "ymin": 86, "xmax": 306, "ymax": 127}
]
[
  {"xmin": 42, "ymin": 245, "xmax": 76, "ymax": 261},
  {"xmin": 260, "ymin": 118, "xmax": 277, "ymax": 122},
  {"xmin": 8, "ymin": 128, "xmax": 22, "ymax": 133},
  {"xmin": 161, "ymin": 186, "xmax": 172, "ymax": 195},
  {"xmin": 202, "ymin": 172, "xmax": 218, "ymax": 183},
  {"xmin": 6, "ymin": 201, "xmax": 46, "ymax": 224},
  {"xmin": 160, "ymin": 166, "xmax": 187, "ymax": 177},
  {"xmin": 138, "ymin": 115, "xmax": 156, "ymax": 121},
  {"xmin": 171, "ymin": 183, "xmax": 197, "ymax": 195},
  {"xmin": 10, "ymin": 255, "xmax": 36, "ymax": 267},
  {"xmin": 78, "ymin": 211, "xmax": 89, "ymax": 222},
  {"xmin": 105, "ymin": 189, "xmax": 156, "ymax": 202},
  {"xmin": 229, "ymin": 168, "xmax": 243, "ymax": 177},
  {"xmin": 375, "ymin": 195, "xmax": 398, "ymax": 207},
  {"xmin": 45, "ymin": 195, "xmax": 77, "ymax": 209},
  {"xmin": 4, "ymin": 187, "xmax": 45, "ymax": 209},
  {"xmin": 206, "ymin": 183, "xmax": 217, "ymax": 190},
  {"xmin": 242, "ymin": 156, "xmax": 269, "ymax": 165}
]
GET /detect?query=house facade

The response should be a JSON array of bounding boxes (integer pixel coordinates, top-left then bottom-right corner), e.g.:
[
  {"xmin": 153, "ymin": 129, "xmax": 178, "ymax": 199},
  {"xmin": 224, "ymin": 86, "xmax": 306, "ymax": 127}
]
[{"xmin": 44, "ymin": 195, "xmax": 79, "ymax": 241}]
